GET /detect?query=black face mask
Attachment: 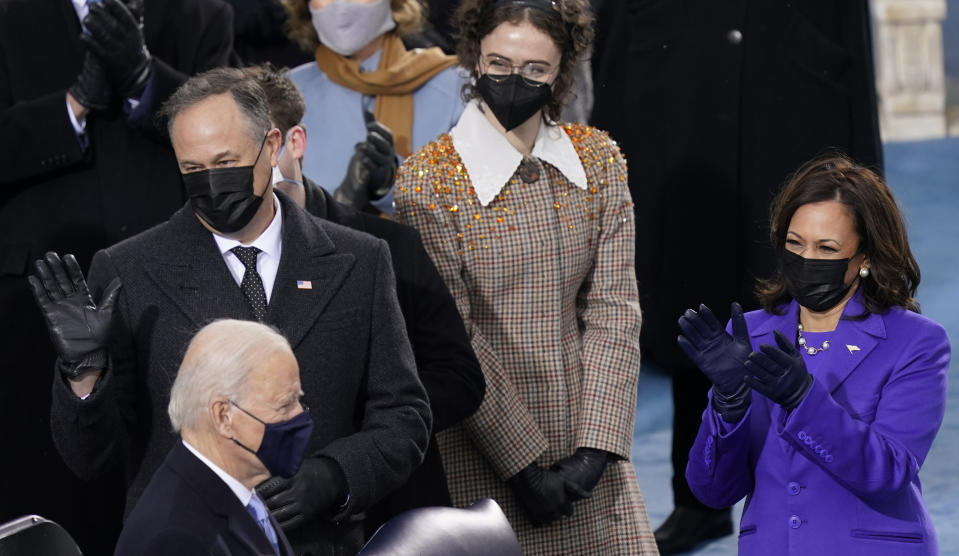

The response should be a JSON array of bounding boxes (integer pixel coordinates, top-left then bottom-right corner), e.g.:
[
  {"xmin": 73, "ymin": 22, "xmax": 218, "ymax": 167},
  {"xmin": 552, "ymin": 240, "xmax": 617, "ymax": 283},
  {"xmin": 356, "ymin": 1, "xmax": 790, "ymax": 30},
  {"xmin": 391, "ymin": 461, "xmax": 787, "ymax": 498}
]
[
  {"xmin": 780, "ymin": 250, "xmax": 855, "ymax": 312},
  {"xmin": 182, "ymin": 136, "xmax": 268, "ymax": 234},
  {"xmin": 476, "ymin": 74, "xmax": 552, "ymax": 132}
]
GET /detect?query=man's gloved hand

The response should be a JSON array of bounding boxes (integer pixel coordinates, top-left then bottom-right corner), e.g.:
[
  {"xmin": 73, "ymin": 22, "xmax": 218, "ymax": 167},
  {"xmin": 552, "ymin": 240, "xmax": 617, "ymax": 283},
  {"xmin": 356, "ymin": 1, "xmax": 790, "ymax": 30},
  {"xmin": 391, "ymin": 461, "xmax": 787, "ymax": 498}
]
[
  {"xmin": 744, "ymin": 330, "xmax": 813, "ymax": 411},
  {"xmin": 551, "ymin": 448, "xmax": 608, "ymax": 501},
  {"xmin": 507, "ymin": 462, "xmax": 573, "ymax": 526},
  {"xmin": 68, "ymin": 52, "xmax": 114, "ymax": 111},
  {"xmin": 82, "ymin": 0, "xmax": 152, "ymax": 99},
  {"xmin": 333, "ymin": 110, "xmax": 397, "ymax": 208},
  {"xmin": 27, "ymin": 252, "xmax": 121, "ymax": 378},
  {"xmin": 678, "ymin": 302, "xmax": 753, "ymax": 422},
  {"xmin": 256, "ymin": 457, "xmax": 347, "ymax": 533}
]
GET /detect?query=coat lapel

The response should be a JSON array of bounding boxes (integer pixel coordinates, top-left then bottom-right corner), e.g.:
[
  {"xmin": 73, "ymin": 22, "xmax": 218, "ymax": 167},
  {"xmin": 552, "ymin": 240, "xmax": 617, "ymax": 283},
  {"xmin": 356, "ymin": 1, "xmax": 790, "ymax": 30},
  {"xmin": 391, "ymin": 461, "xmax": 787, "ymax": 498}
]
[
  {"xmin": 267, "ymin": 194, "xmax": 356, "ymax": 349},
  {"xmin": 143, "ymin": 205, "xmax": 252, "ymax": 327},
  {"xmin": 750, "ymin": 295, "xmax": 885, "ymax": 394}
]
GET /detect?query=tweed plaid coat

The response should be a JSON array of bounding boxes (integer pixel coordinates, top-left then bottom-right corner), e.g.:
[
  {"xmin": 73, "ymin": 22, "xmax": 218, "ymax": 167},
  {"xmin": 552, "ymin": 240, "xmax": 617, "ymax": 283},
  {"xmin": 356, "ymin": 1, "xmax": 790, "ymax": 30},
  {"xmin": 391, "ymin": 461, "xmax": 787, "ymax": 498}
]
[{"xmin": 394, "ymin": 122, "xmax": 658, "ymax": 554}]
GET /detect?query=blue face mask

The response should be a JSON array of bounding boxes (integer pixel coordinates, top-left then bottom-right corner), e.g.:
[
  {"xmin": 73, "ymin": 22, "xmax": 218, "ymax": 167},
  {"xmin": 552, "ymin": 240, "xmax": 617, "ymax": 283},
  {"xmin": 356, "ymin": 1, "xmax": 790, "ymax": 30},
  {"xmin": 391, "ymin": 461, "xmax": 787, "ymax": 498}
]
[
  {"xmin": 271, "ymin": 129, "xmax": 305, "ymax": 189},
  {"xmin": 231, "ymin": 401, "xmax": 314, "ymax": 478}
]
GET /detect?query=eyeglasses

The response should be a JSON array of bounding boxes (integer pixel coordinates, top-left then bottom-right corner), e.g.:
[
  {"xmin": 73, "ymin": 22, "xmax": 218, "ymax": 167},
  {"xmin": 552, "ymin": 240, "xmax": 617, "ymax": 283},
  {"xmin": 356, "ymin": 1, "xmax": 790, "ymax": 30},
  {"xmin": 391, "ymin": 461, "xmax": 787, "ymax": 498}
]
[
  {"xmin": 230, "ymin": 397, "xmax": 309, "ymax": 424},
  {"xmin": 481, "ymin": 55, "xmax": 556, "ymax": 87}
]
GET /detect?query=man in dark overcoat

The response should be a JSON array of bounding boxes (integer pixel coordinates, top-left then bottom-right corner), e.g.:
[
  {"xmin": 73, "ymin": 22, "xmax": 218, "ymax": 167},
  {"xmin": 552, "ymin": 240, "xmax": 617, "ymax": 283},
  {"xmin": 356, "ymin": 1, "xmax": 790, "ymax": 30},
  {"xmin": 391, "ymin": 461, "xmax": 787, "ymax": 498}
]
[
  {"xmin": 591, "ymin": 2, "xmax": 883, "ymax": 552},
  {"xmin": 0, "ymin": 0, "xmax": 234, "ymax": 552}
]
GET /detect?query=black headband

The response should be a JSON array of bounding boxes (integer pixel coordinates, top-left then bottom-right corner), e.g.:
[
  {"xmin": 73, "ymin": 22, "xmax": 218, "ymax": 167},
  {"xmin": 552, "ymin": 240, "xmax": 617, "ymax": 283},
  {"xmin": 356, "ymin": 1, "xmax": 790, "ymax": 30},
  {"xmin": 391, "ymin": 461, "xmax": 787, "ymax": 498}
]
[{"xmin": 490, "ymin": 0, "xmax": 560, "ymax": 16}]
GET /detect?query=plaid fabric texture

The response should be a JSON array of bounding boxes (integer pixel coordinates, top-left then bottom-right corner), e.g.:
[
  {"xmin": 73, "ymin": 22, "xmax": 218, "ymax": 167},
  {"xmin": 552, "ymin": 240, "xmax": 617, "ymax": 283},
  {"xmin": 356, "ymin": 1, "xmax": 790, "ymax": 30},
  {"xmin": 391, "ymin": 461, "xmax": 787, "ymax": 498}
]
[{"xmin": 394, "ymin": 125, "xmax": 657, "ymax": 554}]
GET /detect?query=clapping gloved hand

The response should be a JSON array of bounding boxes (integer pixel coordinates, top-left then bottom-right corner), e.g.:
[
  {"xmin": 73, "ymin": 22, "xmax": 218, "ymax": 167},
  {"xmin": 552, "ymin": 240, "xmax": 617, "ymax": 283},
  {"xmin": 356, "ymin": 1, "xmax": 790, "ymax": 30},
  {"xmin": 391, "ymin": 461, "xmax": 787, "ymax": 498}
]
[
  {"xmin": 68, "ymin": 52, "xmax": 114, "ymax": 112},
  {"xmin": 256, "ymin": 457, "xmax": 347, "ymax": 533},
  {"xmin": 81, "ymin": 0, "xmax": 152, "ymax": 100},
  {"xmin": 507, "ymin": 462, "xmax": 573, "ymax": 527},
  {"xmin": 677, "ymin": 302, "xmax": 752, "ymax": 422},
  {"xmin": 551, "ymin": 447, "xmax": 609, "ymax": 501},
  {"xmin": 27, "ymin": 252, "xmax": 121, "ymax": 379},
  {"xmin": 744, "ymin": 330, "xmax": 813, "ymax": 411},
  {"xmin": 333, "ymin": 110, "xmax": 398, "ymax": 210}
]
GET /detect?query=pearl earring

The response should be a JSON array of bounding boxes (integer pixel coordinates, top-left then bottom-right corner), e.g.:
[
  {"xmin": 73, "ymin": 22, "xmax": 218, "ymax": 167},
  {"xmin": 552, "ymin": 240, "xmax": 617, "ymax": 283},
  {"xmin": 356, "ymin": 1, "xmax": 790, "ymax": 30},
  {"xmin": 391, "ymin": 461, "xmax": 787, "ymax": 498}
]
[{"xmin": 859, "ymin": 267, "xmax": 870, "ymax": 278}]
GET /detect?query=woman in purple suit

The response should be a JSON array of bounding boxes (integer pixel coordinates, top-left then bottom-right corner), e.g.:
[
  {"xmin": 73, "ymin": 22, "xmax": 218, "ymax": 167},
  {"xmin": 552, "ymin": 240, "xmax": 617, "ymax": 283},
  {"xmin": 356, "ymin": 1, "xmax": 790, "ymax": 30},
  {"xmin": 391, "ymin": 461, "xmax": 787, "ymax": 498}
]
[{"xmin": 679, "ymin": 155, "xmax": 950, "ymax": 555}]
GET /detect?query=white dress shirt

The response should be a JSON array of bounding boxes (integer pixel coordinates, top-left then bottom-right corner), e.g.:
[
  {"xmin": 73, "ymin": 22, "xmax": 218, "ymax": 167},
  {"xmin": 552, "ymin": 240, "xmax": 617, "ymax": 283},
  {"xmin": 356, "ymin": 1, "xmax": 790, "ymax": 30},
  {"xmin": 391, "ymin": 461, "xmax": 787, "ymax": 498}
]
[
  {"xmin": 212, "ymin": 194, "xmax": 284, "ymax": 303},
  {"xmin": 450, "ymin": 101, "xmax": 588, "ymax": 207}
]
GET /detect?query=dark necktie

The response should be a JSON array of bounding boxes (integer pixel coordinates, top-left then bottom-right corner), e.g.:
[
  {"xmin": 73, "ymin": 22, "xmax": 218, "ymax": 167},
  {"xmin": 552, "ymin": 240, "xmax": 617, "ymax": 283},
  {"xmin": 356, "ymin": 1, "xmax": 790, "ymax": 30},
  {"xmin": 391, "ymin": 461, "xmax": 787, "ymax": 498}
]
[{"xmin": 231, "ymin": 246, "xmax": 268, "ymax": 321}]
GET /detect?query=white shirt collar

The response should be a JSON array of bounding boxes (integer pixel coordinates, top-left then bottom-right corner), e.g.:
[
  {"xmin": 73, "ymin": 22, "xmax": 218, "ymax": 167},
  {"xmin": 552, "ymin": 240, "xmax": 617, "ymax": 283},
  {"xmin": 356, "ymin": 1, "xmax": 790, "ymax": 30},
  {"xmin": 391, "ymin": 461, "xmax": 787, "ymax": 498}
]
[
  {"xmin": 181, "ymin": 439, "xmax": 254, "ymax": 507},
  {"xmin": 450, "ymin": 101, "xmax": 588, "ymax": 206},
  {"xmin": 212, "ymin": 193, "xmax": 283, "ymax": 261}
]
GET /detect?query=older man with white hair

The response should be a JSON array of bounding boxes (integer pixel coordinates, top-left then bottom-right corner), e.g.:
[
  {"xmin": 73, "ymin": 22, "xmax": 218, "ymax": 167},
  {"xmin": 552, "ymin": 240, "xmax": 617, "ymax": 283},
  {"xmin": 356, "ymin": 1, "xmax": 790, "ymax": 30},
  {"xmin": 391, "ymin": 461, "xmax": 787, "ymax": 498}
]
[{"xmin": 114, "ymin": 319, "xmax": 310, "ymax": 556}]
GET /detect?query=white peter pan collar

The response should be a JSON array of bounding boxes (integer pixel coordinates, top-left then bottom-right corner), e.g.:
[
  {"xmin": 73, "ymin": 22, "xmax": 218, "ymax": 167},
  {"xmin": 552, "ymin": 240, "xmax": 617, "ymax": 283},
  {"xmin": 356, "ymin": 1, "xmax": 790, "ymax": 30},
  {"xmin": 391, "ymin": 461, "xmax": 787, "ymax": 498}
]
[{"xmin": 450, "ymin": 101, "xmax": 588, "ymax": 207}]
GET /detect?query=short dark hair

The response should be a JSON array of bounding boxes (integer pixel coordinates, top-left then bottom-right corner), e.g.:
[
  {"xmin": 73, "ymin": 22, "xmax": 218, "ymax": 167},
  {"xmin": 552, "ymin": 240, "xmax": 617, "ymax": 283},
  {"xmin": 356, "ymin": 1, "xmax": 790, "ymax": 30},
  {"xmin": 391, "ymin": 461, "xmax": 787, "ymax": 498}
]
[
  {"xmin": 455, "ymin": 0, "xmax": 594, "ymax": 122},
  {"xmin": 161, "ymin": 67, "xmax": 273, "ymax": 141},
  {"xmin": 757, "ymin": 154, "xmax": 921, "ymax": 315},
  {"xmin": 240, "ymin": 63, "xmax": 305, "ymax": 135}
]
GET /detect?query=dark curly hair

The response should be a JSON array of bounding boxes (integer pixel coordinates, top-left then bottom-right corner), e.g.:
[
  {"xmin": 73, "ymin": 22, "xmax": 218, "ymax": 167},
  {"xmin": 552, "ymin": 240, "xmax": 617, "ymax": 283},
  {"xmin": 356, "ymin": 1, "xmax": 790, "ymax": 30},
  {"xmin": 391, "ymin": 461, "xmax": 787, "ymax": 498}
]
[
  {"xmin": 757, "ymin": 154, "xmax": 921, "ymax": 315},
  {"xmin": 282, "ymin": 0, "xmax": 424, "ymax": 53},
  {"xmin": 455, "ymin": 0, "xmax": 594, "ymax": 122}
]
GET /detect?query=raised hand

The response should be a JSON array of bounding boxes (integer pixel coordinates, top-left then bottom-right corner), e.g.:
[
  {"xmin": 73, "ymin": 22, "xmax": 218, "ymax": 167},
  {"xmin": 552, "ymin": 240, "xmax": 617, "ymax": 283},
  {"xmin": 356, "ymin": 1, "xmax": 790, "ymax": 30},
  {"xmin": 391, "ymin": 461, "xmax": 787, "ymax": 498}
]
[
  {"xmin": 28, "ymin": 252, "xmax": 120, "ymax": 376},
  {"xmin": 745, "ymin": 330, "xmax": 813, "ymax": 411},
  {"xmin": 333, "ymin": 110, "xmax": 397, "ymax": 209},
  {"xmin": 82, "ymin": 0, "xmax": 152, "ymax": 98}
]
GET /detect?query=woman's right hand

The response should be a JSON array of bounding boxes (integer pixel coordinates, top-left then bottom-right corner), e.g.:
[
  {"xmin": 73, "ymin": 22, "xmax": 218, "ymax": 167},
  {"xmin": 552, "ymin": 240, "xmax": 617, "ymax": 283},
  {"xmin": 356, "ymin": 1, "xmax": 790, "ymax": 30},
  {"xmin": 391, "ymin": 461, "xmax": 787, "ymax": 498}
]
[{"xmin": 677, "ymin": 302, "xmax": 751, "ymax": 395}]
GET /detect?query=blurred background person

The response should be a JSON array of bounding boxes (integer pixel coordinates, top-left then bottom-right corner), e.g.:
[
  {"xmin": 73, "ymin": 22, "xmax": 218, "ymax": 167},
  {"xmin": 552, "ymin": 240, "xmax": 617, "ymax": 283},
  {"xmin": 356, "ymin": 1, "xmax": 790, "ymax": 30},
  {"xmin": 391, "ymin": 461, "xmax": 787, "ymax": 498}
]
[
  {"xmin": 0, "ymin": 0, "xmax": 234, "ymax": 552},
  {"xmin": 225, "ymin": 0, "xmax": 313, "ymax": 67},
  {"xmin": 281, "ymin": 0, "xmax": 465, "ymax": 213},
  {"xmin": 116, "ymin": 319, "xmax": 306, "ymax": 555},
  {"xmin": 242, "ymin": 62, "xmax": 486, "ymax": 537},
  {"xmin": 590, "ymin": 3, "xmax": 884, "ymax": 552},
  {"xmin": 682, "ymin": 155, "xmax": 949, "ymax": 554},
  {"xmin": 394, "ymin": 0, "xmax": 658, "ymax": 552}
]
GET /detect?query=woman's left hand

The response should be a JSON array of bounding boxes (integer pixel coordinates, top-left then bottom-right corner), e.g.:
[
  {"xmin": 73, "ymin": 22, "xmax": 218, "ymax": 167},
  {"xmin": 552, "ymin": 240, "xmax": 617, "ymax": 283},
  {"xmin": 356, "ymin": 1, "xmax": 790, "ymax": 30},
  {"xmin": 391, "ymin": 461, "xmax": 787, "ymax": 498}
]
[{"xmin": 744, "ymin": 330, "xmax": 813, "ymax": 411}]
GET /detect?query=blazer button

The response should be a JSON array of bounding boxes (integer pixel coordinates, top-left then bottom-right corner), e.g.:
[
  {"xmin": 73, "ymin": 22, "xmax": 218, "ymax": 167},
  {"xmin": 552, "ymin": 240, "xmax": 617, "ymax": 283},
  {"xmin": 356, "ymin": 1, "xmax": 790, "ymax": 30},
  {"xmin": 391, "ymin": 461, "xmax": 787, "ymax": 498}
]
[
  {"xmin": 727, "ymin": 29, "xmax": 743, "ymax": 44},
  {"xmin": 789, "ymin": 515, "xmax": 802, "ymax": 529},
  {"xmin": 797, "ymin": 430, "xmax": 807, "ymax": 440},
  {"xmin": 787, "ymin": 481, "xmax": 801, "ymax": 495}
]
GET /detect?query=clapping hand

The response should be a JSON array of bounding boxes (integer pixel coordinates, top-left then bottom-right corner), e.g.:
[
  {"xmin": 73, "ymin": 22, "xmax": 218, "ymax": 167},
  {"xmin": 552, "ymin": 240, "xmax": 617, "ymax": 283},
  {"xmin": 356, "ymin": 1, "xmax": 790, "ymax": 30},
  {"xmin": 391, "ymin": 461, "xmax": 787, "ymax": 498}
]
[
  {"xmin": 744, "ymin": 330, "xmax": 813, "ymax": 411},
  {"xmin": 333, "ymin": 110, "xmax": 397, "ymax": 209},
  {"xmin": 82, "ymin": 0, "xmax": 152, "ymax": 99}
]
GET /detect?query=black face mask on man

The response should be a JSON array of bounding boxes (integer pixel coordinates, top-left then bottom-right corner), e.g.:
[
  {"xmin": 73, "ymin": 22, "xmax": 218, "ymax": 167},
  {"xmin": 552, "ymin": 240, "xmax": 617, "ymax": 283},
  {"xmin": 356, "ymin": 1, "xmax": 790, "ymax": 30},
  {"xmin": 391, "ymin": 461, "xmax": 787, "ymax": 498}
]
[
  {"xmin": 780, "ymin": 249, "xmax": 856, "ymax": 312},
  {"xmin": 476, "ymin": 74, "xmax": 552, "ymax": 132},
  {"xmin": 182, "ymin": 135, "xmax": 269, "ymax": 234}
]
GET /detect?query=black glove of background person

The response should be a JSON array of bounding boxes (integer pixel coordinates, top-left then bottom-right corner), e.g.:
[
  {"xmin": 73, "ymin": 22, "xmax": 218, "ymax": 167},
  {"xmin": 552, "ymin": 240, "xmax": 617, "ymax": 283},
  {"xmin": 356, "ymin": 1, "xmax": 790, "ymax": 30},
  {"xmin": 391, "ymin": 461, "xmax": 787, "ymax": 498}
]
[
  {"xmin": 333, "ymin": 110, "xmax": 397, "ymax": 209},
  {"xmin": 552, "ymin": 448, "xmax": 608, "ymax": 501},
  {"xmin": 69, "ymin": 52, "xmax": 114, "ymax": 111},
  {"xmin": 256, "ymin": 457, "xmax": 347, "ymax": 533},
  {"xmin": 507, "ymin": 462, "xmax": 573, "ymax": 526},
  {"xmin": 82, "ymin": 0, "xmax": 152, "ymax": 99},
  {"xmin": 678, "ymin": 302, "xmax": 752, "ymax": 422},
  {"xmin": 27, "ymin": 252, "xmax": 121, "ymax": 378},
  {"xmin": 744, "ymin": 330, "xmax": 813, "ymax": 411}
]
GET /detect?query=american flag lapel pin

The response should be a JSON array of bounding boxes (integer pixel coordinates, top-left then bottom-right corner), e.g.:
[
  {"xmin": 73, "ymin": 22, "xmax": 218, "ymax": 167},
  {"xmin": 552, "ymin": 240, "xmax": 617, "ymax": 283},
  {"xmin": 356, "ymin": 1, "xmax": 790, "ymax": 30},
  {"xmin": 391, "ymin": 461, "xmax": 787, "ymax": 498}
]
[
  {"xmin": 846, "ymin": 344, "xmax": 860, "ymax": 354},
  {"xmin": 297, "ymin": 280, "xmax": 312, "ymax": 290}
]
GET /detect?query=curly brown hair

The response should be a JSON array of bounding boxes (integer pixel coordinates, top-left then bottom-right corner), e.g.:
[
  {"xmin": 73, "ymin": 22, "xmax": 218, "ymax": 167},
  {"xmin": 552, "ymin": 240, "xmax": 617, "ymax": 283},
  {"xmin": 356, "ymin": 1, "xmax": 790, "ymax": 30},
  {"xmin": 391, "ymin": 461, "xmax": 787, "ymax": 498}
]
[
  {"xmin": 757, "ymin": 154, "xmax": 921, "ymax": 315},
  {"xmin": 283, "ymin": 0, "xmax": 425, "ymax": 53},
  {"xmin": 455, "ymin": 0, "xmax": 594, "ymax": 121}
]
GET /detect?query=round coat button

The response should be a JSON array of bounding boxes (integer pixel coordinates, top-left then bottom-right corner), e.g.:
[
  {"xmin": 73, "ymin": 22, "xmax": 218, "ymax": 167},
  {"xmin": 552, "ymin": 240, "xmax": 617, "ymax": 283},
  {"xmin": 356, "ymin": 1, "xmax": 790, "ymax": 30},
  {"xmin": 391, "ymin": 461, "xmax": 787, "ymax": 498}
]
[
  {"xmin": 727, "ymin": 29, "xmax": 743, "ymax": 44},
  {"xmin": 788, "ymin": 482, "xmax": 801, "ymax": 495},
  {"xmin": 789, "ymin": 515, "xmax": 802, "ymax": 529}
]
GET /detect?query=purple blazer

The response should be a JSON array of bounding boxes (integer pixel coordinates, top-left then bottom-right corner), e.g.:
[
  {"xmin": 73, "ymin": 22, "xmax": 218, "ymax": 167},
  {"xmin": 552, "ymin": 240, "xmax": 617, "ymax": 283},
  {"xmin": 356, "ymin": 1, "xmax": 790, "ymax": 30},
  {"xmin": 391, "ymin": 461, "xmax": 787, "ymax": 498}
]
[{"xmin": 686, "ymin": 294, "xmax": 950, "ymax": 555}]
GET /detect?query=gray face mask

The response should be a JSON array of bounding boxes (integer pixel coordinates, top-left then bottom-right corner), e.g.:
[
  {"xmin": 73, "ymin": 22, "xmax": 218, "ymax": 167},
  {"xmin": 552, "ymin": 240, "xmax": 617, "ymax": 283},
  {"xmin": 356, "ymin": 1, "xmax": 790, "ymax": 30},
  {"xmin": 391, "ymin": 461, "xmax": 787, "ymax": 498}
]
[{"xmin": 310, "ymin": 0, "xmax": 396, "ymax": 57}]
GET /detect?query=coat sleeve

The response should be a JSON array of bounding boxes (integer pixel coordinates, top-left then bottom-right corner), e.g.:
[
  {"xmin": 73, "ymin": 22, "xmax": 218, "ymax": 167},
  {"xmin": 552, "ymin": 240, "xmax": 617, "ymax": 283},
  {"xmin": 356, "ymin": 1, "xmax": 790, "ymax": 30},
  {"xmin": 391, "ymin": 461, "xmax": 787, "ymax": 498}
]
[
  {"xmin": 393, "ymin": 149, "xmax": 549, "ymax": 480},
  {"xmin": 573, "ymin": 131, "xmax": 642, "ymax": 460},
  {"xmin": 684, "ymin": 392, "xmax": 756, "ymax": 508},
  {"xmin": 776, "ymin": 319, "xmax": 950, "ymax": 501},
  {"xmin": 403, "ymin": 227, "xmax": 486, "ymax": 432},
  {"xmin": 49, "ymin": 249, "xmax": 139, "ymax": 480},
  {"xmin": 318, "ymin": 240, "xmax": 432, "ymax": 517}
]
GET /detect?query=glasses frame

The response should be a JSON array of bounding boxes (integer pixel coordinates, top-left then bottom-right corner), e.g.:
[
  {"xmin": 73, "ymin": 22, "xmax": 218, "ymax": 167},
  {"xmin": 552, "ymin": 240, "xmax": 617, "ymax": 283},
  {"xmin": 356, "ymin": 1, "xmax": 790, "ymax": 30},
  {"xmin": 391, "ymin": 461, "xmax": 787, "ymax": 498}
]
[{"xmin": 480, "ymin": 55, "xmax": 557, "ymax": 87}]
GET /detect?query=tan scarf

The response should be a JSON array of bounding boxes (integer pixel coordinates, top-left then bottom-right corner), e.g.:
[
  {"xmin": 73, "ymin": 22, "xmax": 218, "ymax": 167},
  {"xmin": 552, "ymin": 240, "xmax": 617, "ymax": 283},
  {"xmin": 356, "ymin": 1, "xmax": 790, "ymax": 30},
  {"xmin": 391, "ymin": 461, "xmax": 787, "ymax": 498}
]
[{"xmin": 315, "ymin": 33, "xmax": 457, "ymax": 157}]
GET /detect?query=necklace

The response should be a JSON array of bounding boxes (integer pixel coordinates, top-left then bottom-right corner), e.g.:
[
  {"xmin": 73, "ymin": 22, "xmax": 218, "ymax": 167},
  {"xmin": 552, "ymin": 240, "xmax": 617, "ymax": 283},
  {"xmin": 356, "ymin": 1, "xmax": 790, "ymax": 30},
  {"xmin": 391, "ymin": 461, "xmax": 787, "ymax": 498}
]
[{"xmin": 797, "ymin": 323, "xmax": 830, "ymax": 355}]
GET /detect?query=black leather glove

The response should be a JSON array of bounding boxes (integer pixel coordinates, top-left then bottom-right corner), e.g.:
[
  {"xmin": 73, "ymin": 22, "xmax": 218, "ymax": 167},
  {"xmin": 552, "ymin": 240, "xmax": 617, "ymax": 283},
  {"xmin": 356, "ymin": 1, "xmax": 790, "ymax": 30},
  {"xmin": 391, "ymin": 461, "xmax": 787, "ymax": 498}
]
[
  {"xmin": 27, "ymin": 252, "xmax": 121, "ymax": 378},
  {"xmin": 507, "ymin": 463, "xmax": 573, "ymax": 526},
  {"xmin": 68, "ymin": 52, "xmax": 114, "ymax": 111},
  {"xmin": 678, "ymin": 302, "xmax": 752, "ymax": 422},
  {"xmin": 256, "ymin": 457, "xmax": 347, "ymax": 533},
  {"xmin": 551, "ymin": 448, "xmax": 608, "ymax": 501},
  {"xmin": 744, "ymin": 330, "xmax": 813, "ymax": 411},
  {"xmin": 82, "ymin": 0, "xmax": 152, "ymax": 99},
  {"xmin": 333, "ymin": 110, "xmax": 397, "ymax": 208}
]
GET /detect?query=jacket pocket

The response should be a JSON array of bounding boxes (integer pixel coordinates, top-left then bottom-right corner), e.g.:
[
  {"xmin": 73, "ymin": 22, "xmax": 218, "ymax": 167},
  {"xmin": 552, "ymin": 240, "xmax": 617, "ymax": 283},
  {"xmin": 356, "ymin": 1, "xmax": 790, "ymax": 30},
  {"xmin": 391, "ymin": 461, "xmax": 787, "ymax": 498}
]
[
  {"xmin": 851, "ymin": 529, "xmax": 923, "ymax": 543},
  {"xmin": 739, "ymin": 525, "xmax": 757, "ymax": 537}
]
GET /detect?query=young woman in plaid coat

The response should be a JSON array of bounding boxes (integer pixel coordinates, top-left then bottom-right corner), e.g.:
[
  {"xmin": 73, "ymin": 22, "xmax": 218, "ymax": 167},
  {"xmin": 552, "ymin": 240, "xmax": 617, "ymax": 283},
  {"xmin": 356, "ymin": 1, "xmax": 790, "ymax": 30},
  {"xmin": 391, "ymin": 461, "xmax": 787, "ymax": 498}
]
[{"xmin": 393, "ymin": 0, "xmax": 657, "ymax": 552}]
